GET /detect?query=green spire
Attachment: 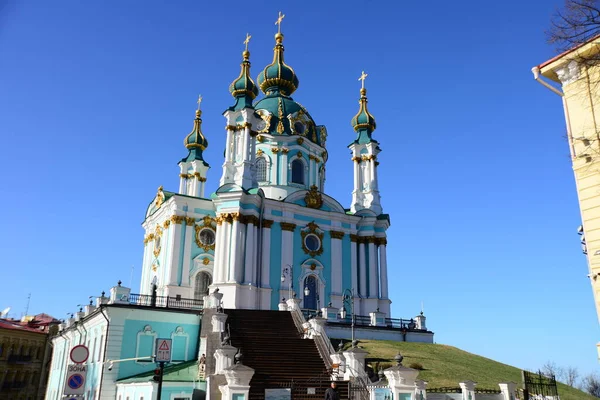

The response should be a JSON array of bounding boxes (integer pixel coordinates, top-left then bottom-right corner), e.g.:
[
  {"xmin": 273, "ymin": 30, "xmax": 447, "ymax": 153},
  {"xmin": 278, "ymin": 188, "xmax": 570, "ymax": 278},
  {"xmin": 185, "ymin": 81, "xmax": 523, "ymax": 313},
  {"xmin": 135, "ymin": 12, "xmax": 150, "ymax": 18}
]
[
  {"xmin": 181, "ymin": 98, "xmax": 209, "ymax": 165},
  {"xmin": 229, "ymin": 33, "xmax": 259, "ymax": 111},
  {"xmin": 351, "ymin": 71, "xmax": 377, "ymax": 144}
]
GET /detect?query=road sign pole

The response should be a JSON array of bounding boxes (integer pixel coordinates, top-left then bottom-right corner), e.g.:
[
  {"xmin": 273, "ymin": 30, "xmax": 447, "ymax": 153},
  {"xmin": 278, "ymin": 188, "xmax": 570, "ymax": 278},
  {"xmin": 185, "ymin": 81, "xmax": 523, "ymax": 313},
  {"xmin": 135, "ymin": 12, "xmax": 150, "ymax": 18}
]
[{"xmin": 157, "ymin": 361, "xmax": 165, "ymax": 400}]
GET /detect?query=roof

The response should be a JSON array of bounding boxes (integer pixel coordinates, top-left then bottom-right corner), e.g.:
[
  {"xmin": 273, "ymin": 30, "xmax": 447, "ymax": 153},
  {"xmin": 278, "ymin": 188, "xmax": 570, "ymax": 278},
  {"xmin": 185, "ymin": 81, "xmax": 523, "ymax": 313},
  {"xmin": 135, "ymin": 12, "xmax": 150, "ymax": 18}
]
[
  {"xmin": 117, "ymin": 360, "xmax": 200, "ymax": 383},
  {"xmin": 0, "ymin": 319, "xmax": 47, "ymax": 334},
  {"xmin": 536, "ymin": 35, "xmax": 600, "ymax": 82}
]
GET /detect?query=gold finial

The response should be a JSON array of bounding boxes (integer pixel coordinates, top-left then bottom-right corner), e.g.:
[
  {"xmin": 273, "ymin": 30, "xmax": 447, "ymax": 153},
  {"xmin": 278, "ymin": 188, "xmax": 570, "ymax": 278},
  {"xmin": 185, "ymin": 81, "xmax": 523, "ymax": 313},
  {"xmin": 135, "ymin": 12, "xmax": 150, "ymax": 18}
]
[
  {"xmin": 358, "ymin": 71, "xmax": 368, "ymax": 90},
  {"xmin": 243, "ymin": 33, "xmax": 251, "ymax": 51},
  {"xmin": 275, "ymin": 11, "xmax": 285, "ymax": 34}
]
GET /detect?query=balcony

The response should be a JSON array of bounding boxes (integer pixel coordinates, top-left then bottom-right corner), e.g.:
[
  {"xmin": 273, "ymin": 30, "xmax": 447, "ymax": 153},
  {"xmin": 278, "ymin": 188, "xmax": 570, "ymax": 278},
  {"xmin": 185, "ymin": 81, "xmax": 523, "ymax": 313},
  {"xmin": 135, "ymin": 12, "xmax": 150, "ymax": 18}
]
[{"xmin": 120, "ymin": 293, "xmax": 203, "ymax": 311}]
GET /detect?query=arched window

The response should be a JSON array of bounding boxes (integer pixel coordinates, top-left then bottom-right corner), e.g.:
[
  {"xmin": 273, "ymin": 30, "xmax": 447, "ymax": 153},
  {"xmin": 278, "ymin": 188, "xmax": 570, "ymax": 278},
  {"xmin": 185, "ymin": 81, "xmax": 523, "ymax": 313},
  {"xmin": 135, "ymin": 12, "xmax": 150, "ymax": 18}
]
[
  {"xmin": 194, "ymin": 272, "xmax": 212, "ymax": 300},
  {"xmin": 256, "ymin": 157, "xmax": 268, "ymax": 182},
  {"xmin": 291, "ymin": 159, "xmax": 305, "ymax": 185},
  {"xmin": 303, "ymin": 275, "xmax": 318, "ymax": 310}
]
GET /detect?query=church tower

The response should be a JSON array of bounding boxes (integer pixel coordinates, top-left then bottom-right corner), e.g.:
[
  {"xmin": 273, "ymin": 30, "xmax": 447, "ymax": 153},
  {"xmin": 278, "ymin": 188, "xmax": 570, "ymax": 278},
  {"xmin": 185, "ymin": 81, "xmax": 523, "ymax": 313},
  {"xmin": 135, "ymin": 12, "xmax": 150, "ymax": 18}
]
[
  {"xmin": 179, "ymin": 98, "xmax": 210, "ymax": 197},
  {"xmin": 350, "ymin": 73, "xmax": 382, "ymax": 215},
  {"xmin": 220, "ymin": 34, "xmax": 260, "ymax": 190}
]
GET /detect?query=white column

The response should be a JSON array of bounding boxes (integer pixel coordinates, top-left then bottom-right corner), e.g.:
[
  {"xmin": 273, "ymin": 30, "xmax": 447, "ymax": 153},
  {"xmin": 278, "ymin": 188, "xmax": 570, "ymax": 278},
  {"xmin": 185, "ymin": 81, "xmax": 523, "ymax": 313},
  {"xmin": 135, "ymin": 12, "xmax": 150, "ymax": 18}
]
[
  {"xmin": 220, "ymin": 218, "xmax": 232, "ymax": 283},
  {"xmin": 350, "ymin": 238, "xmax": 358, "ymax": 293},
  {"xmin": 229, "ymin": 217, "xmax": 240, "ymax": 282},
  {"xmin": 168, "ymin": 222, "xmax": 183, "ymax": 286},
  {"xmin": 260, "ymin": 222, "xmax": 272, "ymax": 287},
  {"xmin": 214, "ymin": 218, "xmax": 225, "ymax": 283},
  {"xmin": 181, "ymin": 221, "xmax": 194, "ymax": 287},
  {"xmin": 368, "ymin": 239, "xmax": 378, "ymax": 298},
  {"xmin": 235, "ymin": 217, "xmax": 246, "ymax": 283},
  {"xmin": 379, "ymin": 240, "xmax": 388, "ymax": 298},
  {"xmin": 244, "ymin": 220, "xmax": 256, "ymax": 284},
  {"xmin": 330, "ymin": 232, "xmax": 343, "ymax": 295},
  {"xmin": 358, "ymin": 240, "xmax": 367, "ymax": 297},
  {"xmin": 281, "ymin": 153, "xmax": 288, "ymax": 184},
  {"xmin": 224, "ymin": 130, "xmax": 233, "ymax": 162},
  {"xmin": 353, "ymin": 157, "xmax": 359, "ymax": 189}
]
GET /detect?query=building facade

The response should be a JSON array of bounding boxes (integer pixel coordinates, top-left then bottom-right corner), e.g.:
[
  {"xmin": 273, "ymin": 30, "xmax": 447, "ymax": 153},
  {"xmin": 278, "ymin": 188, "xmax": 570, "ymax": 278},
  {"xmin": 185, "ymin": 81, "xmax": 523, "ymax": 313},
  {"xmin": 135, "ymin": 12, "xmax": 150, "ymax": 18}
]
[
  {"xmin": 533, "ymin": 38, "xmax": 600, "ymax": 357},
  {"xmin": 0, "ymin": 314, "xmax": 59, "ymax": 400},
  {"xmin": 141, "ymin": 28, "xmax": 391, "ymax": 317}
]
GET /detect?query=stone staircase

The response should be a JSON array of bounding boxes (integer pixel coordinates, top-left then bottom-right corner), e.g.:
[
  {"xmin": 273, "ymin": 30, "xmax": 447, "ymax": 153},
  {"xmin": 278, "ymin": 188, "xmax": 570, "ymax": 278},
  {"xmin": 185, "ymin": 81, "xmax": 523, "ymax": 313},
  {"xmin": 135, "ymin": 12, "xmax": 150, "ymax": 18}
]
[{"xmin": 225, "ymin": 309, "xmax": 350, "ymax": 400}]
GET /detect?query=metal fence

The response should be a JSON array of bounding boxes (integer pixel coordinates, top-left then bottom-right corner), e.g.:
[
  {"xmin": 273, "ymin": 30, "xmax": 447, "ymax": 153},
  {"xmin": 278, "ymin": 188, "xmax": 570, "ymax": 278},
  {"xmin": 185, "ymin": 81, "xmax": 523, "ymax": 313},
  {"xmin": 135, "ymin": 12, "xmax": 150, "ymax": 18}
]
[{"xmin": 125, "ymin": 293, "xmax": 203, "ymax": 310}]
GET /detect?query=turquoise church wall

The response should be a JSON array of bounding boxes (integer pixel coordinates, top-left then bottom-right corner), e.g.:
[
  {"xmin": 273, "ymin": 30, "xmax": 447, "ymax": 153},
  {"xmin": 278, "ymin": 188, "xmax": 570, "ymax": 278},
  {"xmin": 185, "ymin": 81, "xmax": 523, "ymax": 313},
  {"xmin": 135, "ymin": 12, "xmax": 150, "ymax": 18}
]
[
  {"xmin": 269, "ymin": 223, "xmax": 283, "ymax": 309},
  {"xmin": 342, "ymin": 236, "xmax": 352, "ymax": 294},
  {"xmin": 118, "ymin": 318, "xmax": 200, "ymax": 379}
]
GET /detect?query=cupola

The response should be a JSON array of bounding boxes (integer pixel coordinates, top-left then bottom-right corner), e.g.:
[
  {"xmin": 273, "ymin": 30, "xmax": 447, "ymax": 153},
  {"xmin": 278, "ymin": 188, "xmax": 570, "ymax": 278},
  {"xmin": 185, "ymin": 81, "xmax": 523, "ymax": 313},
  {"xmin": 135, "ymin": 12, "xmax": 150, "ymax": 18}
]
[
  {"xmin": 229, "ymin": 34, "xmax": 259, "ymax": 111},
  {"xmin": 182, "ymin": 97, "xmax": 209, "ymax": 164},
  {"xmin": 351, "ymin": 71, "xmax": 377, "ymax": 144}
]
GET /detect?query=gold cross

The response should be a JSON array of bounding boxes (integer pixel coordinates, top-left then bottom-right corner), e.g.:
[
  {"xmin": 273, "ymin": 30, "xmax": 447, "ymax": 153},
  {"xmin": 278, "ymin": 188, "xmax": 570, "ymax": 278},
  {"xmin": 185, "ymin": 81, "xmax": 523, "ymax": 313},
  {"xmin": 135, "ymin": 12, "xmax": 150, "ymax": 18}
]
[
  {"xmin": 275, "ymin": 11, "xmax": 285, "ymax": 33},
  {"xmin": 197, "ymin": 94, "xmax": 203, "ymax": 110},
  {"xmin": 243, "ymin": 33, "xmax": 251, "ymax": 51},
  {"xmin": 358, "ymin": 71, "xmax": 368, "ymax": 89}
]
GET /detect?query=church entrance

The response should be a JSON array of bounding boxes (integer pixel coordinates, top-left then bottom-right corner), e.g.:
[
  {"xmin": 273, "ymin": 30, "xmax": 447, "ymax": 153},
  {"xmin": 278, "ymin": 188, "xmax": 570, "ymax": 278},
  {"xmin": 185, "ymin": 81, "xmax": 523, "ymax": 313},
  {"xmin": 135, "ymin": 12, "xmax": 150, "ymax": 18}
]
[
  {"xmin": 194, "ymin": 272, "xmax": 212, "ymax": 300},
  {"xmin": 303, "ymin": 275, "xmax": 318, "ymax": 311}
]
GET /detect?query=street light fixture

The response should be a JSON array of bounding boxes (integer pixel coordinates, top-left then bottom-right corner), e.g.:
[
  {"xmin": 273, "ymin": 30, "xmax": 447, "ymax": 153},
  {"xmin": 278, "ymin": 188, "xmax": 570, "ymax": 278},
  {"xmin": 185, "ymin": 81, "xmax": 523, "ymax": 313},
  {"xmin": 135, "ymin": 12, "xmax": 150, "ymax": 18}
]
[
  {"xmin": 281, "ymin": 265, "xmax": 294, "ymax": 301},
  {"xmin": 340, "ymin": 288, "xmax": 356, "ymax": 346},
  {"xmin": 304, "ymin": 286, "xmax": 310, "ymax": 297}
]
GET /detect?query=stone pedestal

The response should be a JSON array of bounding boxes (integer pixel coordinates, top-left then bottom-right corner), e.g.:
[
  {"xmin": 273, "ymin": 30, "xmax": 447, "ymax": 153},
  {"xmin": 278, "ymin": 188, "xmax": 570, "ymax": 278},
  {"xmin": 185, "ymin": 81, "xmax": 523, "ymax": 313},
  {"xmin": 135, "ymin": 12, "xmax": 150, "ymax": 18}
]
[
  {"xmin": 415, "ymin": 313, "xmax": 426, "ymax": 330},
  {"xmin": 206, "ymin": 290, "xmax": 224, "ymax": 309},
  {"xmin": 278, "ymin": 299, "xmax": 288, "ymax": 311},
  {"xmin": 219, "ymin": 363, "xmax": 255, "ymax": 400},
  {"xmin": 322, "ymin": 306, "xmax": 339, "ymax": 321},
  {"xmin": 214, "ymin": 345, "xmax": 238, "ymax": 374},
  {"xmin": 343, "ymin": 347, "xmax": 369, "ymax": 380},
  {"xmin": 96, "ymin": 294, "xmax": 109, "ymax": 307},
  {"xmin": 286, "ymin": 298, "xmax": 301, "ymax": 311},
  {"xmin": 459, "ymin": 381, "xmax": 477, "ymax": 400},
  {"xmin": 85, "ymin": 304, "xmax": 96, "ymax": 316},
  {"xmin": 330, "ymin": 352, "xmax": 346, "ymax": 380},
  {"xmin": 212, "ymin": 313, "xmax": 228, "ymax": 333},
  {"xmin": 415, "ymin": 380, "xmax": 427, "ymax": 399},
  {"xmin": 369, "ymin": 310, "xmax": 386, "ymax": 327},
  {"xmin": 309, "ymin": 317, "xmax": 326, "ymax": 338},
  {"xmin": 384, "ymin": 357, "xmax": 420, "ymax": 400},
  {"xmin": 498, "ymin": 382, "xmax": 517, "ymax": 400},
  {"xmin": 109, "ymin": 283, "xmax": 131, "ymax": 304}
]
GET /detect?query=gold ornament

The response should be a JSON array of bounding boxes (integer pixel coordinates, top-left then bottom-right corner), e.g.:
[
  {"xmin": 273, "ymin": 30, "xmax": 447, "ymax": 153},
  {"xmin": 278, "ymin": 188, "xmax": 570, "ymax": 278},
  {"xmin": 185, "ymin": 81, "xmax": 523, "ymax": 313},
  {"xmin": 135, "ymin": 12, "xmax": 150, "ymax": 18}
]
[{"xmin": 304, "ymin": 185, "xmax": 323, "ymax": 209}]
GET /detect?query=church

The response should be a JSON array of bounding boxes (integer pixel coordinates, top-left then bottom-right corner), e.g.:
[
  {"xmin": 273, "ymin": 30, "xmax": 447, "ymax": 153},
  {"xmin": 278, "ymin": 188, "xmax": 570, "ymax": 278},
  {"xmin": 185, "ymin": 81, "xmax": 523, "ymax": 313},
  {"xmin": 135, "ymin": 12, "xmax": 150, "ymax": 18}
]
[
  {"xmin": 142, "ymin": 23, "xmax": 390, "ymax": 317},
  {"xmin": 45, "ymin": 15, "xmax": 433, "ymax": 400}
]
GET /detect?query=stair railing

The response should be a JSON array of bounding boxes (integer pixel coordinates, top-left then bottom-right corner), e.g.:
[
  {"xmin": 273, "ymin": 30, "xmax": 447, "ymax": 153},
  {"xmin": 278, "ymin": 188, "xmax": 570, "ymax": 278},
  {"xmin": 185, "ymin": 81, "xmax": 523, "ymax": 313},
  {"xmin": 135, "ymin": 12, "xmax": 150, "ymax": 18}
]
[{"xmin": 287, "ymin": 299, "xmax": 335, "ymax": 371}]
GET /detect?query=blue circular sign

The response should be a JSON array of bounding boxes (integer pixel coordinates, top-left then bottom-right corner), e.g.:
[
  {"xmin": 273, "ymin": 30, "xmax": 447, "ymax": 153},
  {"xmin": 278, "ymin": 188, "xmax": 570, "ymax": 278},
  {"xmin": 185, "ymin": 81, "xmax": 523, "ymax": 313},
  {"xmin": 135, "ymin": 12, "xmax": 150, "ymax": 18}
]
[{"xmin": 68, "ymin": 373, "xmax": 84, "ymax": 389}]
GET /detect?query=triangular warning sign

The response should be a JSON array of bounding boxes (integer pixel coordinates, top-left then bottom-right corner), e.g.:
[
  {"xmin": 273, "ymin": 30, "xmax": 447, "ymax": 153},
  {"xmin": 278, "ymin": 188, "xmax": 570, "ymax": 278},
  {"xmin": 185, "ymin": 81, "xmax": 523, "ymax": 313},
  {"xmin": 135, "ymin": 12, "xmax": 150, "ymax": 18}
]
[{"xmin": 159, "ymin": 341, "xmax": 170, "ymax": 350}]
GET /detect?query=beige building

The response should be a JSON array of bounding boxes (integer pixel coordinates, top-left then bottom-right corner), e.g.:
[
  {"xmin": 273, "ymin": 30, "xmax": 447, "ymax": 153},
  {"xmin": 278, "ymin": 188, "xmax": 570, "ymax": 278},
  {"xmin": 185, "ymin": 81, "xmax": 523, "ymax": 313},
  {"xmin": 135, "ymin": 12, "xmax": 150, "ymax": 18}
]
[
  {"xmin": 533, "ymin": 37, "xmax": 600, "ymax": 356},
  {"xmin": 0, "ymin": 314, "xmax": 58, "ymax": 400}
]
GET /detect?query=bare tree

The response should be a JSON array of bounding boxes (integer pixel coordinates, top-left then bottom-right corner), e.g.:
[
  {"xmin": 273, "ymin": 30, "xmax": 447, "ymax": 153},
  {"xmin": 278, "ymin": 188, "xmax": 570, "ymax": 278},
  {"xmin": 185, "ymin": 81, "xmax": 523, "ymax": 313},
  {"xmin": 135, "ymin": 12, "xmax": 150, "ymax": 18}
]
[
  {"xmin": 565, "ymin": 366, "xmax": 580, "ymax": 387},
  {"xmin": 548, "ymin": 0, "xmax": 600, "ymax": 63},
  {"xmin": 582, "ymin": 373, "xmax": 600, "ymax": 397},
  {"xmin": 541, "ymin": 361, "xmax": 565, "ymax": 381}
]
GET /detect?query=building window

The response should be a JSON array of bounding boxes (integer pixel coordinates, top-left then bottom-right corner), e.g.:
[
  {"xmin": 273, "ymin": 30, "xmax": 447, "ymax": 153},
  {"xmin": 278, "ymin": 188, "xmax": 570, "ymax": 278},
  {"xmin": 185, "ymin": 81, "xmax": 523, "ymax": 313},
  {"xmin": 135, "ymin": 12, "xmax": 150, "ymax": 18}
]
[
  {"xmin": 256, "ymin": 157, "xmax": 268, "ymax": 182},
  {"xmin": 135, "ymin": 325, "xmax": 156, "ymax": 363},
  {"xmin": 291, "ymin": 159, "xmax": 305, "ymax": 185},
  {"xmin": 194, "ymin": 272, "xmax": 212, "ymax": 300},
  {"xmin": 171, "ymin": 326, "xmax": 189, "ymax": 362}
]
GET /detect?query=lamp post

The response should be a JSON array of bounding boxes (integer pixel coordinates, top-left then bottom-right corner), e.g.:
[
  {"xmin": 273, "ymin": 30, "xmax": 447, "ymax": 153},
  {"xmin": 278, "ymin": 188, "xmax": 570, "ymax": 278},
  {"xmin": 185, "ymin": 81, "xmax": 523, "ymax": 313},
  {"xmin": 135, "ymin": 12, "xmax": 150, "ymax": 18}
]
[
  {"xmin": 281, "ymin": 265, "xmax": 294, "ymax": 301},
  {"xmin": 339, "ymin": 288, "xmax": 356, "ymax": 346}
]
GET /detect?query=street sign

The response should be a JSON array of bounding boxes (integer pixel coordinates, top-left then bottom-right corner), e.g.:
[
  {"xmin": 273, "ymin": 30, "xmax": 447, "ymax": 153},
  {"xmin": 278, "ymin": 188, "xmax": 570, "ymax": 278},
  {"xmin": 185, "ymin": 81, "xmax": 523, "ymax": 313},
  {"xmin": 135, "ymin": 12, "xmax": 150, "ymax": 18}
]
[
  {"xmin": 63, "ymin": 364, "xmax": 87, "ymax": 395},
  {"xmin": 70, "ymin": 344, "xmax": 89, "ymax": 364},
  {"xmin": 155, "ymin": 338, "xmax": 172, "ymax": 362}
]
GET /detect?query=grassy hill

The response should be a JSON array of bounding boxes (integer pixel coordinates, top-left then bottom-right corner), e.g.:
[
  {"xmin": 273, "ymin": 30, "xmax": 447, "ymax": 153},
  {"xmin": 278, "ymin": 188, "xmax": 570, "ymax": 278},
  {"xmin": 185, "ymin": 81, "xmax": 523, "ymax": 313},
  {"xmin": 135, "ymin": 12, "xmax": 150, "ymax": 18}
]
[{"xmin": 333, "ymin": 339, "xmax": 594, "ymax": 400}]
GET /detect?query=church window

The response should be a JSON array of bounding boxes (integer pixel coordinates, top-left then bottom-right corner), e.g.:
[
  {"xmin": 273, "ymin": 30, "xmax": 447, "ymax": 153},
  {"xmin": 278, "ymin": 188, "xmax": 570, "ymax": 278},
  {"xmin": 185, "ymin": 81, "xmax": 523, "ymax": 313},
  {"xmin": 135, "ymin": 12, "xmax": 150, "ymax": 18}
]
[
  {"xmin": 194, "ymin": 272, "xmax": 212, "ymax": 300},
  {"xmin": 198, "ymin": 229, "xmax": 215, "ymax": 247},
  {"xmin": 291, "ymin": 159, "xmax": 305, "ymax": 185},
  {"xmin": 171, "ymin": 326, "xmax": 189, "ymax": 362},
  {"xmin": 256, "ymin": 157, "xmax": 268, "ymax": 182},
  {"xmin": 294, "ymin": 121, "xmax": 306, "ymax": 134},
  {"xmin": 304, "ymin": 234, "xmax": 321, "ymax": 253},
  {"xmin": 135, "ymin": 325, "xmax": 156, "ymax": 363}
]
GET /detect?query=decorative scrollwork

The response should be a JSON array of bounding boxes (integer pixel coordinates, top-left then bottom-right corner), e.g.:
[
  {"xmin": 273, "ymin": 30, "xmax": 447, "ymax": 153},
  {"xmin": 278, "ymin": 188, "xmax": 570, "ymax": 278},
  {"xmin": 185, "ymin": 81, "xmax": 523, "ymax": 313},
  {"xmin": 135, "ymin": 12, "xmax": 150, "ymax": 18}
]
[
  {"xmin": 304, "ymin": 185, "xmax": 323, "ymax": 209},
  {"xmin": 301, "ymin": 221, "xmax": 324, "ymax": 257}
]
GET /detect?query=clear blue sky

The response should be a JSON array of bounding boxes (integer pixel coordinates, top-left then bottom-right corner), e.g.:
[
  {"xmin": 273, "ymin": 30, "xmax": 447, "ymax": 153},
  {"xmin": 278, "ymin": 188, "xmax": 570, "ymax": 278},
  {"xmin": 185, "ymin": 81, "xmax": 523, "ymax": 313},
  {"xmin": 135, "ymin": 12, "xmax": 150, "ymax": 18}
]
[{"xmin": 2, "ymin": 0, "xmax": 598, "ymax": 380}]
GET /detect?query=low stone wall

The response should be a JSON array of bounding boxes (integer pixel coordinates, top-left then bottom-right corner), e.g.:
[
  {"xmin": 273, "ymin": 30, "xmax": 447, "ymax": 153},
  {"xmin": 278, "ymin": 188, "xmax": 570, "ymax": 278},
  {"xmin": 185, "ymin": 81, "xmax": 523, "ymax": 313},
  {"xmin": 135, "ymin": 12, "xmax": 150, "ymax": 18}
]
[{"xmin": 325, "ymin": 324, "xmax": 434, "ymax": 343}]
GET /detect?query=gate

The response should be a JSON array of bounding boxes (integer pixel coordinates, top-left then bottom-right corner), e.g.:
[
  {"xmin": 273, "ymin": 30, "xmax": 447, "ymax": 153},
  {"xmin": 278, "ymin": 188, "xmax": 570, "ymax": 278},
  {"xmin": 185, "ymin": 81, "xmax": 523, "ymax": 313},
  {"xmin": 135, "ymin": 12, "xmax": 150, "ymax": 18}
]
[{"xmin": 522, "ymin": 370, "xmax": 559, "ymax": 400}]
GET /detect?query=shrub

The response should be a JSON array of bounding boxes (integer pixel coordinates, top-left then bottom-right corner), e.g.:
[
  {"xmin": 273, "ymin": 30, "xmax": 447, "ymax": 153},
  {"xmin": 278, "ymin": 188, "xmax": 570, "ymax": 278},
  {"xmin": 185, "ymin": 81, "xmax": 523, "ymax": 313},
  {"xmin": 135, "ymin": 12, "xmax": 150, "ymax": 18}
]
[{"xmin": 409, "ymin": 362, "xmax": 424, "ymax": 370}]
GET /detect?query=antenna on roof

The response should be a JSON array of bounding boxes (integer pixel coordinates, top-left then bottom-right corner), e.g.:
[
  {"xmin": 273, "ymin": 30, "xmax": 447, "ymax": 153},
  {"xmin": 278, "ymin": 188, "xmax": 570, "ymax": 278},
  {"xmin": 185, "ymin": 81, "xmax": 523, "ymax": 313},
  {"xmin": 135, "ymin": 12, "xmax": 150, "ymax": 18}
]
[{"xmin": 24, "ymin": 293, "xmax": 31, "ymax": 316}]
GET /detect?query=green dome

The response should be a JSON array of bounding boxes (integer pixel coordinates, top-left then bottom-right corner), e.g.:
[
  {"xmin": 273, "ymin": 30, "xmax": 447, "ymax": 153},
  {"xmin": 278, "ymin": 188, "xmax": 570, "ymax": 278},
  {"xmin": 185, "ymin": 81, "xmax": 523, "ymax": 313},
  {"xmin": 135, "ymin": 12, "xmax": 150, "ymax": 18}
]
[
  {"xmin": 254, "ymin": 94, "xmax": 323, "ymax": 146},
  {"xmin": 181, "ymin": 109, "xmax": 209, "ymax": 164},
  {"xmin": 351, "ymin": 88, "xmax": 377, "ymax": 144},
  {"xmin": 256, "ymin": 33, "xmax": 299, "ymax": 96},
  {"xmin": 229, "ymin": 50, "xmax": 259, "ymax": 110}
]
